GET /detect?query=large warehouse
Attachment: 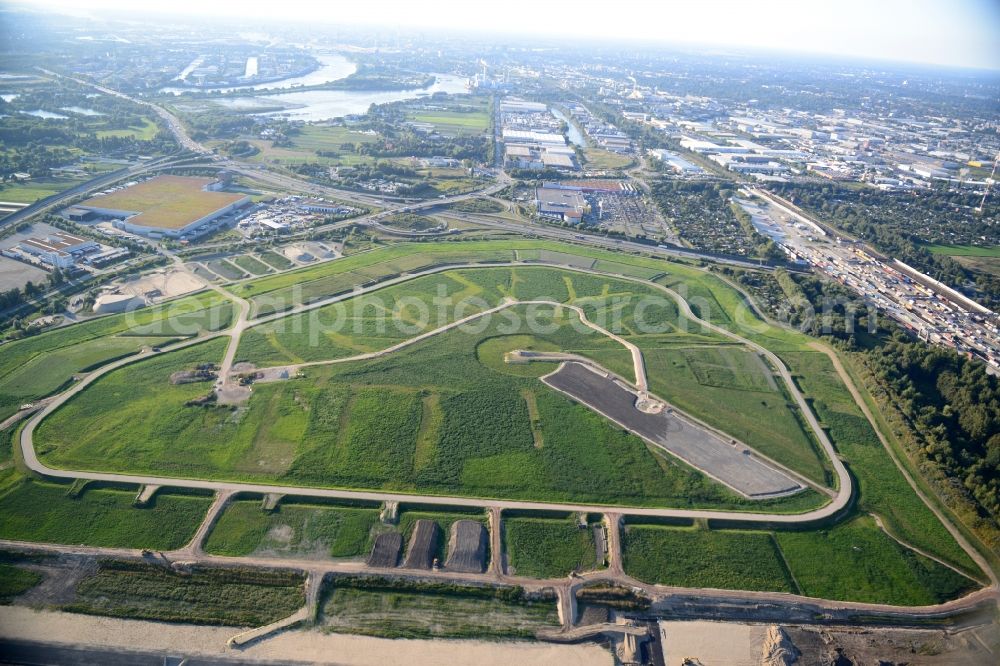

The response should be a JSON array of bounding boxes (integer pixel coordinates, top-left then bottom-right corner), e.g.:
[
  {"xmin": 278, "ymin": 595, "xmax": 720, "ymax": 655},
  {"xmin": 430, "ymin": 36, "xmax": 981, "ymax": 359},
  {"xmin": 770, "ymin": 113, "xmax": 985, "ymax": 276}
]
[
  {"xmin": 535, "ymin": 186, "xmax": 589, "ymax": 222},
  {"xmin": 75, "ymin": 175, "xmax": 250, "ymax": 239}
]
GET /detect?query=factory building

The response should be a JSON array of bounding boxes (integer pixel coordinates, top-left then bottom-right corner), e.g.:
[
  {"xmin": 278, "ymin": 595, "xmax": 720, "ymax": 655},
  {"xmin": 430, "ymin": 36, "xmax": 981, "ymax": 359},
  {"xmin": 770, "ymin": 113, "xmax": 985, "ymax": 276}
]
[
  {"xmin": 535, "ymin": 187, "xmax": 589, "ymax": 222},
  {"xmin": 74, "ymin": 176, "xmax": 250, "ymax": 240},
  {"xmin": 18, "ymin": 232, "xmax": 98, "ymax": 268}
]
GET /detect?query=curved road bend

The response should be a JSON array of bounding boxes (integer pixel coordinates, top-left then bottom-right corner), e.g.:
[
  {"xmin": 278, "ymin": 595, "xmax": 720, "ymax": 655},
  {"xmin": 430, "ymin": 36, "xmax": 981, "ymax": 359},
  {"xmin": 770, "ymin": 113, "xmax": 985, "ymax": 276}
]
[
  {"xmin": 715, "ymin": 270, "xmax": 998, "ymax": 587},
  {"xmin": 19, "ymin": 260, "xmax": 854, "ymax": 526}
]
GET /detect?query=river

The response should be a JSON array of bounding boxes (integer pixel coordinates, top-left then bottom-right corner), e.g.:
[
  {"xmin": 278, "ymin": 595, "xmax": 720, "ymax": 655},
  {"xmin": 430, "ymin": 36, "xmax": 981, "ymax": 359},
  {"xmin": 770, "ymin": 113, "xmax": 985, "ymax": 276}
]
[
  {"xmin": 215, "ymin": 73, "xmax": 471, "ymax": 122},
  {"xmin": 160, "ymin": 53, "xmax": 358, "ymax": 95},
  {"xmin": 550, "ymin": 107, "xmax": 586, "ymax": 147}
]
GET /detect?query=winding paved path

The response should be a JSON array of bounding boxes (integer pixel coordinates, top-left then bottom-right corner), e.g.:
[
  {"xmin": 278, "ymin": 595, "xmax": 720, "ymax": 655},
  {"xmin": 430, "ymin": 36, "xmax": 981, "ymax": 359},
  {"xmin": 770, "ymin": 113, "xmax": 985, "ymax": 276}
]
[{"xmin": 19, "ymin": 260, "xmax": 852, "ymax": 525}]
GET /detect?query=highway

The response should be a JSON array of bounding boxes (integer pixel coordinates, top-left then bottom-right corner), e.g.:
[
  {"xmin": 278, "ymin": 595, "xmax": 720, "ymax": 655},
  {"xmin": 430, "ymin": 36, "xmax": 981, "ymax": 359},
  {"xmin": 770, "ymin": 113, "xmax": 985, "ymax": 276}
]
[
  {"xmin": 433, "ymin": 209, "xmax": 796, "ymax": 272},
  {"xmin": 0, "ymin": 154, "xmax": 195, "ymax": 230}
]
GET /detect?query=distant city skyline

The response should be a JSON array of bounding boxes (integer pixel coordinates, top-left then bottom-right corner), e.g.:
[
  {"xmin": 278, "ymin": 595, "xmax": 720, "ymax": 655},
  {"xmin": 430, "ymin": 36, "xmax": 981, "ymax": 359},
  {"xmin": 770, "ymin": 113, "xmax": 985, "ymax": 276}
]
[{"xmin": 7, "ymin": 0, "xmax": 1000, "ymax": 71}]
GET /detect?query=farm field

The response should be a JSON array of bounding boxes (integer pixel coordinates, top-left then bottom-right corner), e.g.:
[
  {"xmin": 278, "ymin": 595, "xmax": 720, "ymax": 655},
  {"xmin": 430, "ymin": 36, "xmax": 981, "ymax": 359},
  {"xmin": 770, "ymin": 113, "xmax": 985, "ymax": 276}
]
[
  {"xmin": 204, "ymin": 498, "xmax": 379, "ymax": 558},
  {"xmin": 0, "ymin": 478, "xmax": 211, "ymax": 550},
  {"xmin": 319, "ymin": 578, "xmax": 559, "ymax": 639},
  {"xmin": 504, "ymin": 515, "xmax": 603, "ymax": 578}
]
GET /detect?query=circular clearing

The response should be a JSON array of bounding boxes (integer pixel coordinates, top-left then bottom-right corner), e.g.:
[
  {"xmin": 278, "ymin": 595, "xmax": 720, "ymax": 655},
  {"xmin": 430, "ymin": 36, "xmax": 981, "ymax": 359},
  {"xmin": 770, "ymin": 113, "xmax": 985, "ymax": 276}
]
[{"xmin": 475, "ymin": 335, "xmax": 562, "ymax": 377}]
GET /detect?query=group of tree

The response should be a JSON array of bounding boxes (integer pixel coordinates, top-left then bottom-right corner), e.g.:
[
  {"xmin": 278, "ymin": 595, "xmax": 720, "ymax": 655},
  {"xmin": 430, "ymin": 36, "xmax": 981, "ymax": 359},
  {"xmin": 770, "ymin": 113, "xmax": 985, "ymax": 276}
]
[
  {"xmin": 650, "ymin": 179, "xmax": 782, "ymax": 260},
  {"xmin": 772, "ymin": 266, "xmax": 1000, "ymax": 551},
  {"xmin": 867, "ymin": 336, "xmax": 1000, "ymax": 534}
]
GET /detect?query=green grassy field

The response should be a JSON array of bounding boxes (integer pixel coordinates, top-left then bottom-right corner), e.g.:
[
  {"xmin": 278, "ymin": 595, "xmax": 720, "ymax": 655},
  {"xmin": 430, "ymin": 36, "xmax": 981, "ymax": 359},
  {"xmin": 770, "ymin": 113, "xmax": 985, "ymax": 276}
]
[
  {"xmin": 952, "ymin": 254, "xmax": 1000, "ymax": 277},
  {"xmin": 505, "ymin": 516, "xmax": 602, "ymax": 578},
  {"xmin": 245, "ymin": 125, "xmax": 380, "ymax": 167},
  {"xmin": 38, "ymin": 313, "xmax": 790, "ymax": 510},
  {"xmin": 0, "ymin": 335, "xmax": 164, "ymax": 409},
  {"xmin": 208, "ymin": 259, "xmax": 245, "ymax": 280},
  {"xmin": 257, "ymin": 250, "xmax": 294, "ymax": 270},
  {"xmin": 584, "ymin": 148, "xmax": 634, "ymax": 170},
  {"xmin": 0, "ymin": 176, "xmax": 88, "ymax": 204},
  {"xmin": 922, "ymin": 243, "xmax": 1000, "ymax": 279},
  {"xmin": 231, "ymin": 254, "xmax": 273, "ymax": 276},
  {"xmin": 0, "ymin": 292, "xmax": 231, "ymax": 421},
  {"xmin": 320, "ymin": 578, "xmax": 558, "ymax": 639},
  {"xmin": 621, "ymin": 519, "xmax": 972, "ymax": 605},
  {"xmin": 622, "ymin": 524, "xmax": 794, "ymax": 592},
  {"xmin": 239, "ymin": 246, "xmax": 519, "ymax": 315},
  {"xmin": 784, "ymin": 351, "xmax": 979, "ymax": 575},
  {"xmin": 17, "ymin": 238, "xmax": 984, "ymax": 595},
  {"xmin": 406, "ymin": 96, "xmax": 490, "ymax": 136},
  {"xmin": 236, "ymin": 264, "xmax": 824, "ymax": 485},
  {"xmin": 408, "ymin": 110, "xmax": 489, "ymax": 135},
  {"xmin": 776, "ymin": 516, "xmax": 974, "ymax": 605},
  {"xmin": 0, "ymin": 478, "xmax": 210, "ymax": 550},
  {"xmin": 447, "ymin": 199, "xmax": 505, "ymax": 214},
  {"xmin": 290, "ymin": 125, "xmax": 380, "ymax": 151},
  {"xmin": 67, "ymin": 560, "xmax": 304, "ymax": 626},
  {"xmin": 644, "ymin": 346, "xmax": 830, "ymax": 486},
  {"xmin": 924, "ymin": 244, "xmax": 1000, "ymax": 257},
  {"xmin": 204, "ymin": 498, "xmax": 379, "ymax": 558},
  {"xmin": 95, "ymin": 117, "xmax": 159, "ymax": 140},
  {"xmin": 0, "ymin": 563, "xmax": 42, "ymax": 603}
]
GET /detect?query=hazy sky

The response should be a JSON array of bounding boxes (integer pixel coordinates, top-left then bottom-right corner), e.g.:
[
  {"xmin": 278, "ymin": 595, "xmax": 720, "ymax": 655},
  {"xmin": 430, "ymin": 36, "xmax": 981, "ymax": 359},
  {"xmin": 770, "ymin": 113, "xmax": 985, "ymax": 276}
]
[{"xmin": 11, "ymin": 0, "xmax": 1000, "ymax": 70}]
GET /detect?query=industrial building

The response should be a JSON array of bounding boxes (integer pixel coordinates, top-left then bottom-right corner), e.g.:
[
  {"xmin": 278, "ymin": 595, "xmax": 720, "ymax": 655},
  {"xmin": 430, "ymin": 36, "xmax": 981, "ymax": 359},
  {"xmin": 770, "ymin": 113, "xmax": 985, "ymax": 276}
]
[
  {"xmin": 535, "ymin": 186, "xmax": 589, "ymax": 222},
  {"xmin": 74, "ymin": 176, "xmax": 250, "ymax": 240},
  {"xmin": 648, "ymin": 149, "xmax": 704, "ymax": 174},
  {"xmin": 18, "ymin": 232, "xmax": 99, "ymax": 268}
]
